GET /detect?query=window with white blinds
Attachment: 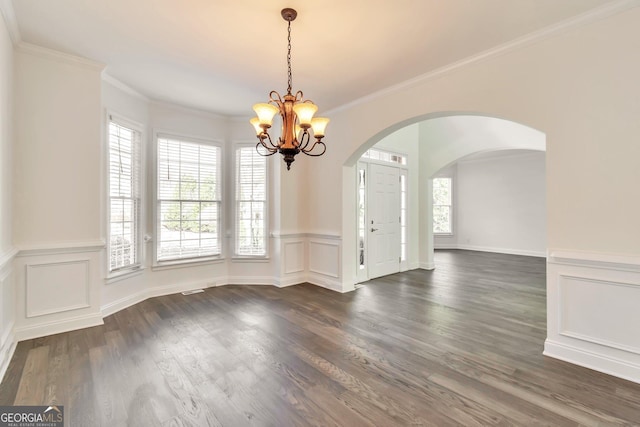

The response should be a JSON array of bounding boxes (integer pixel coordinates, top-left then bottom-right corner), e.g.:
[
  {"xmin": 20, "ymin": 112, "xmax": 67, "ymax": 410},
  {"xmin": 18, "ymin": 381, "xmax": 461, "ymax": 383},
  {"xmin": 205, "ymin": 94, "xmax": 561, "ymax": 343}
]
[
  {"xmin": 235, "ymin": 146, "xmax": 267, "ymax": 256},
  {"xmin": 108, "ymin": 118, "xmax": 141, "ymax": 272},
  {"xmin": 157, "ymin": 137, "xmax": 221, "ymax": 262}
]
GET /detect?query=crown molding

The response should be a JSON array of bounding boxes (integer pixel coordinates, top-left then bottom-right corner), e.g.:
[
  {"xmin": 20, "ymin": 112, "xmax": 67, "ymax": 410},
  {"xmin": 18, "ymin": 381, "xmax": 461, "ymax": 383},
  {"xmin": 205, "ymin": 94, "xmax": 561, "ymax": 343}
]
[
  {"xmin": 149, "ymin": 99, "xmax": 228, "ymax": 120},
  {"xmin": 327, "ymin": 0, "xmax": 640, "ymax": 115},
  {"xmin": 0, "ymin": 0, "xmax": 21, "ymax": 45},
  {"xmin": 102, "ymin": 72, "xmax": 149, "ymax": 102},
  {"xmin": 17, "ymin": 42, "xmax": 104, "ymax": 71}
]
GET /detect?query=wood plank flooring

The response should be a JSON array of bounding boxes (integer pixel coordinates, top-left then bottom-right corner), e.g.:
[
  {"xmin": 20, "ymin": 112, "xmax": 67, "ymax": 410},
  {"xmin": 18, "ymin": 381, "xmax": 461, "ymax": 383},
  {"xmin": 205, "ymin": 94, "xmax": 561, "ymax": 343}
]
[{"xmin": 1, "ymin": 250, "xmax": 639, "ymax": 426}]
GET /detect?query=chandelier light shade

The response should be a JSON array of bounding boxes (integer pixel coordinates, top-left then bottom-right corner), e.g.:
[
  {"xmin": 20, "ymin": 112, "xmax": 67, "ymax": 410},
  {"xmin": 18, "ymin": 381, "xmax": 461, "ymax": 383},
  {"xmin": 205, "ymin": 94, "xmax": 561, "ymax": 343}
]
[{"xmin": 250, "ymin": 8, "xmax": 329, "ymax": 170}]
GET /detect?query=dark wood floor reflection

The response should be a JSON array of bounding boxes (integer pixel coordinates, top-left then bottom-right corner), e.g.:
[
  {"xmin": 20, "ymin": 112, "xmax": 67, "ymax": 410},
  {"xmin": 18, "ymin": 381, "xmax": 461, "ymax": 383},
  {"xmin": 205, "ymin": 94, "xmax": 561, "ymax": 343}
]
[{"xmin": 1, "ymin": 250, "xmax": 639, "ymax": 425}]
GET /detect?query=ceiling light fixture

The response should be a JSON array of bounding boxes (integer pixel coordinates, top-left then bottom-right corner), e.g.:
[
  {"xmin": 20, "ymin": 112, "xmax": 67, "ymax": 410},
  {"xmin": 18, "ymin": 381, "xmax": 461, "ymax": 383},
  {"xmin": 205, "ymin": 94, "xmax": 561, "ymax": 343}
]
[{"xmin": 250, "ymin": 8, "xmax": 329, "ymax": 170}]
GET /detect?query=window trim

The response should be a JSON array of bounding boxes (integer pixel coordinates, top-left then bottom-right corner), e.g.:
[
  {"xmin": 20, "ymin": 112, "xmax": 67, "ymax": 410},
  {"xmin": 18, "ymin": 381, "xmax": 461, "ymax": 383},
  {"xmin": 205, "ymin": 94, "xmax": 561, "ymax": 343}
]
[
  {"xmin": 232, "ymin": 142, "xmax": 270, "ymax": 260},
  {"xmin": 105, "ymin": 111, "xmax": 145, "ymax": 281},
  {"xmin": 400, "ymin": 169, "xmax": 408, "ymax": 269},
  {"xmin": 432, "ymin": 176, "xmax": 454, "ymax": 236},
  {"xmin": 152, "ymin": 130, "xmax": 225, "ymax": 268}
]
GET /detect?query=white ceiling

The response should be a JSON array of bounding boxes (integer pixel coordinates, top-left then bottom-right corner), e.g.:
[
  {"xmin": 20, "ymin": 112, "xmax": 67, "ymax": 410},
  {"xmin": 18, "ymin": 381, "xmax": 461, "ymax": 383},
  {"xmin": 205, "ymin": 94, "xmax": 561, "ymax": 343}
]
[{"xmin": 10, "ymin": 0, "xmax": 616, "ymax": 116}]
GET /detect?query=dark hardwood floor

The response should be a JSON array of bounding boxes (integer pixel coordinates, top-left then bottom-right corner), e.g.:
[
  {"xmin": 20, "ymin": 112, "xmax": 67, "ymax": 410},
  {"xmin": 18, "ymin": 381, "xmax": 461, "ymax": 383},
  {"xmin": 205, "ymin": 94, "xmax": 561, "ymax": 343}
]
[{"xmin": 1, "ymin": 250, "xmax": 639, "ymax": 426}]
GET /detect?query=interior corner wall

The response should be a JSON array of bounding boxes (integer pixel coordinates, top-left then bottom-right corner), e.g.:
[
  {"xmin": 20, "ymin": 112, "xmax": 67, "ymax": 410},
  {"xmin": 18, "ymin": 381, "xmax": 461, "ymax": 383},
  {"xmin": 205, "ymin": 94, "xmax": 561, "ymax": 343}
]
[
  {"xmin": 0, "ymin": 13, "xmax": 13, "ymax": 257},
  {"xmin": 12, "ymin": 48, "xmax": 105, "ymax": 340},
  {"xmin": 436, "ymin": 152, "xmax": 546, "ymax": 257},
  {"xmin": 0, "ymin": 12, "xmax": 16, "ymax": 378}
]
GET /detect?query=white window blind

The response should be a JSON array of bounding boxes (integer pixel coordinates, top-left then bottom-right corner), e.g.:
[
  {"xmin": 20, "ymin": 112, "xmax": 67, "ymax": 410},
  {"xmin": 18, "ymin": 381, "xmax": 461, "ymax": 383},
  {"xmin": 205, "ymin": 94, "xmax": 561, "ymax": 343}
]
[
  {"xmin": 157, "ymin": 137, "xmax": 221, "ymax": 261},
  {"xmin": 108, "ymin": 119, "xmax": 141, "ymax": 272},
  {"xmin": 433, "ymin": 177, "xmax": 452, "ymax": 234},
  {"xmin": 235, "ymin": 146, "xmax": 267, "ymax": 256}
]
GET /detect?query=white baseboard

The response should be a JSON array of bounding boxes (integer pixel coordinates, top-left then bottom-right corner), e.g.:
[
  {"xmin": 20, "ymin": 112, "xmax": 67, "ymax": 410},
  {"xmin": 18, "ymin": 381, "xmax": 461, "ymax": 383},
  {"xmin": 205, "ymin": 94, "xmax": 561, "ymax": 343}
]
[
  {"xmin": 0, "ymin": 326, "xmax": 16, "ymax": 383},
  {"xmin": 223, "ymin": 276, "xmax": 278, "ymax": 286},
  {"xmin": 544, "ymin": 339, "xmax": 640, "ymax": 384},
  {"xmin": 14, "ymin": 312, "xmax": 104, "ymax": 342},
  {"xmin": 419, "ymin": 262, "xmax": 435, "ymax": 270},
  {"xmin": 101, "ymin": 288, "xmax": 149, "ymax": 318},
  {"xmin": 307, "ymin": 273, "xmax": 347, "ymax": 293},
  {"xmin": 102, "ymin": 280, "xmax": 215, "ymax": 317},
  {"xmin": 440, "ymin": 244, "xmax": 546, "ymax": 258},
  {"xmin": 433, "ymin": 244, "xmax": 458, "ymax": 250}
]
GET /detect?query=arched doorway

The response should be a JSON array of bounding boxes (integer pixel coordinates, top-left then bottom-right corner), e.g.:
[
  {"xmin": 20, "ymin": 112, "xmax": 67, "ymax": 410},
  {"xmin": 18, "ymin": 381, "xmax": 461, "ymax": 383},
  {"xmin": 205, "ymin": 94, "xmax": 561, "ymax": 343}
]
[{"xmin": 343, "ymin": 113, "xmax": 546, "ymax": 285}]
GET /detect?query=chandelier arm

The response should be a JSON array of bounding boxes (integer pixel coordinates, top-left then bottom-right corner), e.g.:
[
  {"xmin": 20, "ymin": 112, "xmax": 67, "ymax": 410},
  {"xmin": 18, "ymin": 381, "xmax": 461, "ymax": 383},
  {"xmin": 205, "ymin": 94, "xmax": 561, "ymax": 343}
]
[
  {"xmin": 256, "ymin": 141, "xmax": 278, "ymax": 157},
  {"xmin": 261, "ymin": 132, "xmax": 279, "ymax": 149},
  {"xmin": 269, "ymin": 91, "xmax": 283, "ymax": 104},
  {"xmin": 297, "ymin": 130, "xmax": 311, "ymax": 151},
  {"xmin": 301, "ymin": 141, "xmax": 327, "ymax": 157}
]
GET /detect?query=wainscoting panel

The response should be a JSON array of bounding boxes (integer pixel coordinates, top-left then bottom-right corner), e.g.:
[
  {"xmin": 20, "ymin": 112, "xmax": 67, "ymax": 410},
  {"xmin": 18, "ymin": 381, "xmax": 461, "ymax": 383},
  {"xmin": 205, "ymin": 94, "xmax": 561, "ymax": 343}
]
[
  {"xmin": 307, "ymin": 235, "xmax": 345, "ymax": 292},
  {"xmin": 13, "ymin": 242, "xmax": 104, "ymax": 341},
  {"xmin": 545, "ymin": 250, "xmax": 640, "ymax": 384},
  {"xmin": 26, "ymin": 260, "xmax": 90, "ymax": 317},
  {"xmin": 308, "ymin": 239, "xmax": 340, "ymax": 278},
  {"xmin": 283, "ymin": 241, "xmax": 305, "ymax": 275},
  {"xmin": 559, "ymin": 275, "xmax": 640, "ymax": 354}
]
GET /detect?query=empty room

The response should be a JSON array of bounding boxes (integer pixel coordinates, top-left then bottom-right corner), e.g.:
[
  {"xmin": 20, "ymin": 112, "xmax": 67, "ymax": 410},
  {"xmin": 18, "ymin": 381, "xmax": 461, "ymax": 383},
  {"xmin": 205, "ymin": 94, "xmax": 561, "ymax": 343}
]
[{"xmin": 0, "ymin": 1, "xmax": 639, "ymax": 425}]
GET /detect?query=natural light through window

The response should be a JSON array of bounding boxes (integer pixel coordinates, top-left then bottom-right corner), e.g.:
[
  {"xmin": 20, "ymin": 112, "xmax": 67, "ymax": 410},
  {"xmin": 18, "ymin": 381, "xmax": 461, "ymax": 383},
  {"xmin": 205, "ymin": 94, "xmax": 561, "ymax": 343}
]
[
  {"xmin": 361, "ymin": 148, "xmax": 407, "ymax": 165},
  {"xmin": 400, "ymin": 173, "xmax": 407, "ymax": 261},
  {"xmin": 433, "ymin": 177, "xmax": 452, "ymax": 234},
  {"xmin": 157, "ymin": 137, "xmax": 221, "ymax": 261},
  {"xmin": 235, "ymin": 146, "xmax": 267, "ymax": 256},
  {"xmin": 108, "ymin": 118, "xmax": 141, "ymax": 272},
  {"xmin": 358, "ymin": 168, "xmax": 366, "ymax": 269}
]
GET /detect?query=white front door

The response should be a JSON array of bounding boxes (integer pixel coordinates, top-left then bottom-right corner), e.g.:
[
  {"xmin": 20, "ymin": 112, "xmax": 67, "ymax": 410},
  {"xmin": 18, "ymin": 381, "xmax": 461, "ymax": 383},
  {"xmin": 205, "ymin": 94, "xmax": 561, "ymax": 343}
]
[{"xmin": 368, "ymin": 163, "xmax": 401, "ymax": 279}]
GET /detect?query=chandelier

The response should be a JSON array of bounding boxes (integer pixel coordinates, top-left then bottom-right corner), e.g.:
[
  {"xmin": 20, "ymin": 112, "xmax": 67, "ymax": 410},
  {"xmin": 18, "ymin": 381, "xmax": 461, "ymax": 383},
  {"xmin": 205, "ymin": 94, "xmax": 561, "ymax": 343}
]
[{"xmin": 250, "ymin": 8, "xmax": 329, "ymax": 170}]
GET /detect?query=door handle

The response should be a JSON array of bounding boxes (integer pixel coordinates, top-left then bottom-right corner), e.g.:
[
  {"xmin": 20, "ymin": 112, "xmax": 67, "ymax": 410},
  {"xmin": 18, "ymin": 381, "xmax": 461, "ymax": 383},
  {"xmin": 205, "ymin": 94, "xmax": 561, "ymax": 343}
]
[{"xmin": 371, "ymin": 228, "xmax": 379, "ymax": 232}]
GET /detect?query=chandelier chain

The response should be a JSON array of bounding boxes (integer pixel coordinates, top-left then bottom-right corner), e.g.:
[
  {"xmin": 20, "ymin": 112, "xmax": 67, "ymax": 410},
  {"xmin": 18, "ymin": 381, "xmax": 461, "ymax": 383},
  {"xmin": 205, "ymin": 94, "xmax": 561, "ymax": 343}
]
[{"xmin": 287, "ymin": 19, "xmax": 292, "ymax": 94}]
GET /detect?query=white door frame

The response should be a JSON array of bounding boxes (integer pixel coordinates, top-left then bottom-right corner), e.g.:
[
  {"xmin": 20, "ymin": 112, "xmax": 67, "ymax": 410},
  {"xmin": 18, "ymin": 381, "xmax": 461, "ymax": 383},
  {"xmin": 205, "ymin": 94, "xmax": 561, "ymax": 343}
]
[{"xmin": 356, "ymin": 156, "xmax": 409, "ymax": 282}]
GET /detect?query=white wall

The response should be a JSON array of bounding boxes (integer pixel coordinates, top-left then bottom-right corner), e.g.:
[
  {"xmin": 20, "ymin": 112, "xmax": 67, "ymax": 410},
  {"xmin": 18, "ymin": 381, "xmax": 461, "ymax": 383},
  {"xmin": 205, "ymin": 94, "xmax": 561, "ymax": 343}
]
[
  {"xmin": 0, "ymin": 10, "xmax": 16, "ymax": 380},
  {"xmin": 12, "ymin": 45, "xmax": 105, "ymax": 340},
  {"xmin": 14, "ymin": 45, "xmax": 104, "ymax": 246},
  {"xmin": 435, "ymin": 151, "xmax": 546, "ymax": 257},
  {"xmin": 314, "ymin": 7, "xmax": 640, "ymax": 383}
]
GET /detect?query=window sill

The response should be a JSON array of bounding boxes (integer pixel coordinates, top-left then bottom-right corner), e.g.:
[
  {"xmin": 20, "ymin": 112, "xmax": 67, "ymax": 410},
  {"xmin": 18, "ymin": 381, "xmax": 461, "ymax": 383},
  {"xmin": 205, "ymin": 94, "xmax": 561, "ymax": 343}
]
[
  {"xmin": 231, "ymin": 256, "xmax": 271, "ymax": 263},
  {"xmin": 152, "ymin": 256, "xmax": 224, "ymax": 271},
  {"xmin": 106, "ymin": 266, "xmax": 145, "ymax": 284},
  {"xmin": 434, "ymin": 233, "xmax": 454, "ymax": 237}
]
